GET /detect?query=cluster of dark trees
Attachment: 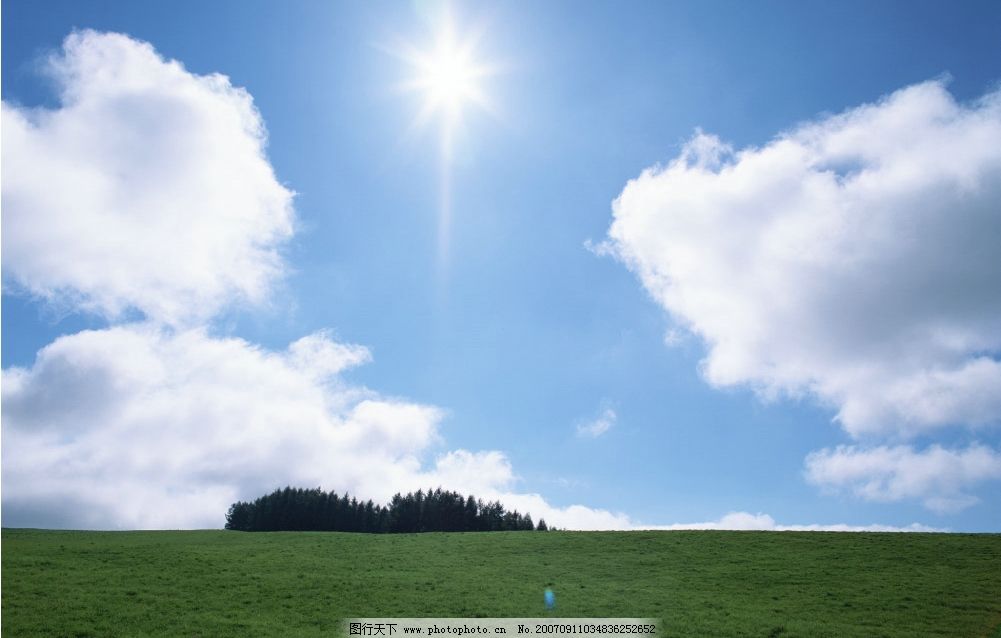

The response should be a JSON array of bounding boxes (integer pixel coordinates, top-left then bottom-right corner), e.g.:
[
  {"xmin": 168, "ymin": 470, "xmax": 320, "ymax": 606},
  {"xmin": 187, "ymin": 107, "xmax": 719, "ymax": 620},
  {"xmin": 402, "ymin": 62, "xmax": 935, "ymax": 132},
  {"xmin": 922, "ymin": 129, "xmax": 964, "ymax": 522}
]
[{"xmin": 225, "ymin": 486, "xmax": 551, "ymax": 533}]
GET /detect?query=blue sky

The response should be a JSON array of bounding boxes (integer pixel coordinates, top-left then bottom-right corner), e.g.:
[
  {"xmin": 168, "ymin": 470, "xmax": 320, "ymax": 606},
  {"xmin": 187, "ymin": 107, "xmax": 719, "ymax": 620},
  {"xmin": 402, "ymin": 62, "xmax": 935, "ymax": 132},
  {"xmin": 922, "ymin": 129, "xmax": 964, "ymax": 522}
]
[{"xmin": 3, "ymin": 0, "xmax": 1001, "ymax": 531}]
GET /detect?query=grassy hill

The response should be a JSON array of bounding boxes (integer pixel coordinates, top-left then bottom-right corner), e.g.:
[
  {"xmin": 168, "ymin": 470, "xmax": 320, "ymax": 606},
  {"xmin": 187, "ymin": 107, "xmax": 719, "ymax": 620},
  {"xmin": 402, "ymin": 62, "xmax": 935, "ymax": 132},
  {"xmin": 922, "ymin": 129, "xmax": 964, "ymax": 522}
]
[{"xmin": 3, "ymin": 528, "xmax": 1000, "ymax": 637}]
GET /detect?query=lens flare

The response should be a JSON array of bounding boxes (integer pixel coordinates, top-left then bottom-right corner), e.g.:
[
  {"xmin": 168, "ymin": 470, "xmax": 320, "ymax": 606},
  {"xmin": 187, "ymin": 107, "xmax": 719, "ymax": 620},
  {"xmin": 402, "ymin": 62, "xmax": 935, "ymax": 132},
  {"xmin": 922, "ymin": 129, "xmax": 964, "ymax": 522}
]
[
  {"xmin": 390, "ymin": 11, "xmax": 499, "ymax": 277},
  {"xmin": 396, "ymin": 12, "xmax": 495, "ymax": 136}
]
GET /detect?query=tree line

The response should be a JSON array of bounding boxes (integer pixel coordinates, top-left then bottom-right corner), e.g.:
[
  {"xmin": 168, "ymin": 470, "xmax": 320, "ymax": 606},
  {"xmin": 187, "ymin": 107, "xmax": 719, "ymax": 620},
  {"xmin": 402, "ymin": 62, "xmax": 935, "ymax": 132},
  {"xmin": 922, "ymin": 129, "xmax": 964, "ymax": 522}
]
[{"xmin": 225, "ymin": 486, "xmax": 551, "ymax": 533}]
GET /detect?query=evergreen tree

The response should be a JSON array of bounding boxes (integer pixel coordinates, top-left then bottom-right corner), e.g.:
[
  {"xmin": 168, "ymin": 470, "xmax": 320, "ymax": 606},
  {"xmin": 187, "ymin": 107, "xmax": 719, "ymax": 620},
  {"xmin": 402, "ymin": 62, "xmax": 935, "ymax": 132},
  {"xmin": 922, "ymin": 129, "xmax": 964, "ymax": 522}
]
[{"xmin": 225, "ymin": 486, "xmax": 546, "ymax": 533}]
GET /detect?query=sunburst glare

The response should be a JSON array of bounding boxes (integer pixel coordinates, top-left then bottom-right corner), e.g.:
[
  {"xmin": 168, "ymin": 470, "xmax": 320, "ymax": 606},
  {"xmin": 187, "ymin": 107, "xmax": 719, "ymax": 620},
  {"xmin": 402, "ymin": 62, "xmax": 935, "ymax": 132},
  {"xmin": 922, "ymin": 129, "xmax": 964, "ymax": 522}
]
[
  {"xmin": 396, "ymin": 13, "xmax": 496, "ymax": 140},
  {"xmin": 391, "ymin": 10, "xmax": 499, "ymax": 276}
]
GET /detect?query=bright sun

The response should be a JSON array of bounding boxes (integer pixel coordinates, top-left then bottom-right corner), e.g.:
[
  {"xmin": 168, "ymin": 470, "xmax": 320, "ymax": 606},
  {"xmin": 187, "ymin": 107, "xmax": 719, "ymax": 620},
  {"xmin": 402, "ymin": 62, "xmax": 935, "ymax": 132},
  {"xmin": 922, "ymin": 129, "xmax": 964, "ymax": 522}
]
[
  {"xmin": 391, "ymin": 11, "xmax": 499, "ymax": 269},
  {"xmin": 399, "ymin": 18, "xmax": 493, "ymax": 132},
  {"xmin": 421, "ymin": 45, "xmax": 476, "ymax": 113}
]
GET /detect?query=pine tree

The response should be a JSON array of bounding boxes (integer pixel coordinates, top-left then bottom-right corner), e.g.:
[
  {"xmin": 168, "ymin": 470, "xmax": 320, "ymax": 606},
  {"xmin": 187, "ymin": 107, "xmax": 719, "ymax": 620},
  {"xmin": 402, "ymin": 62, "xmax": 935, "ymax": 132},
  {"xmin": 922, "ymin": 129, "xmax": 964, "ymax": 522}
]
[{"xmin": 224, "ymin": 487, "xmax": 545, "ymax": 534}]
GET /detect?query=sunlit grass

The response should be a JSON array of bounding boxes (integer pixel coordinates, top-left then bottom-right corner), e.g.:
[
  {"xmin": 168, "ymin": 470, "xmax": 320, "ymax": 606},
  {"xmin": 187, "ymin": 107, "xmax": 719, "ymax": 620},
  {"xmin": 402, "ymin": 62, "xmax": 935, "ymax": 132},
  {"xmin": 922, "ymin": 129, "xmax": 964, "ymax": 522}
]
[{"xmin": 3, "ymin": 529, "xmax": 1001, "ymax": 637}]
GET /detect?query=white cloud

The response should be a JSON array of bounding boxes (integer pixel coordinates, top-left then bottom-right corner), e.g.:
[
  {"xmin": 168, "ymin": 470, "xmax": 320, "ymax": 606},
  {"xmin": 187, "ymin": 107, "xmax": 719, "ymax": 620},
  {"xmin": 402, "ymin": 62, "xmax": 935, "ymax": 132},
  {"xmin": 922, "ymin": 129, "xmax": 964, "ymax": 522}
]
[
  {"xmin": 478, "ymin": 491, "xmax": 634, "ymax": 530},
  {"xmin": 0, "ymin": 323, "xmax": 947, "ymax": 531},
  {"xmin": 0, "ymin": 325, "xmax": 642, "ymax": 530},
  {"xmin": 429, "ymin": 450, "xmax": 515, "ymax": 495},
  {"xmin": 576, "ymin": 406, "xmax": 616, "ymax": 438},
  {"xmin": 3, "ymin": 32, "xmax": 967, "ymax": 532},
  {"xmin": 606, "ymin": 79, "xmax": 1001, "ymax": 514},
  {"xmin": 606, "ymin": 80, "xmax": 1001, "ymax": 439},
  {"xmin": 2, "ymin": 326, "xmax": 411, "ymax": 528},
  {"xmin": 1, "ymin": 30, "xmax": 294, "ymax": 326},
  {"xmin": 287, "ymin": 331, "xmax": 372, "ymax": 378},
  {"xmin": 804, "ymin": 444, "xmax": 1001, "ymax": 514},
  {"xmin": 0, "ymin": 31, "xmax": 637, "ymax": 532},
  {"xmin": 644, "ymin": 511, "xmax": 940, "ymax": 532}
]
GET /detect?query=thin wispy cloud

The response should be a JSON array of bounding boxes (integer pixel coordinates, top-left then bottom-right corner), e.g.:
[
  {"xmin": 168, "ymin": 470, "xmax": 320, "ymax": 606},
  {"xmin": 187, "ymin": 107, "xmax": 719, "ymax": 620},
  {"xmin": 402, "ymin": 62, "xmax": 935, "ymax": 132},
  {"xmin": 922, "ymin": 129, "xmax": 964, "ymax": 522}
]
[
  {"xmin": 645, "ymin": 512, "xmax": 941, "ymax": 533},
  {"xmin": 577, "ymin": 406, "xmax": 617, "ymax": 438},
  {"xmin": 805, "ymin": 444, "xmax": 1001, "ymax": 514}
]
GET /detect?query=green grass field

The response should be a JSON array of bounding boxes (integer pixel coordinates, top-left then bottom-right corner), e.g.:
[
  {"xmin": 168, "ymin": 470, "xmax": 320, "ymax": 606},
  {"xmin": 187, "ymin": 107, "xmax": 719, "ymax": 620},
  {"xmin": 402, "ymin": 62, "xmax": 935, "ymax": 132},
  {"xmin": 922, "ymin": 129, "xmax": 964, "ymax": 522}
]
[{"xmin": 3, "ymin": 529, "xmax": 1001, "ymax": 637}]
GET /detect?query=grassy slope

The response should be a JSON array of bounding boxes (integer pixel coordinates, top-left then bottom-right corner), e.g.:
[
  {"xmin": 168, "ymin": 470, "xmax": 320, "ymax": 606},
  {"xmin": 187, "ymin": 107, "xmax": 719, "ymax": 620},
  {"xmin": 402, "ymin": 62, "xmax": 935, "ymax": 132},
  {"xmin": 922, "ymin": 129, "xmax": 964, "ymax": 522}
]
[{"xmin": 2, "ymin": 529, "xmax": 1001, "ymax": 637}]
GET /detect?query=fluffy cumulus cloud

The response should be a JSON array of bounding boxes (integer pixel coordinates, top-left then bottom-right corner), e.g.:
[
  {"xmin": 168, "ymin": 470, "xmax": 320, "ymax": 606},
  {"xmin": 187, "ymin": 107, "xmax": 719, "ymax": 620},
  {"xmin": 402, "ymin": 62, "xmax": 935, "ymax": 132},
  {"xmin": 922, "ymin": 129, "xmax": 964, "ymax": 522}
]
[
  {"xmin": 2, "ymin": 326, "xmax": 413, "ymax": 528},
  {"xmin": 0, "ymin": 321, "xmax": 906, "ymax": 532},
  {"xmin": 606, "ymin": 79, "xmax": 1001, "ymax": 511},
  {"xmin": 0, "ymin": 31, "xmax": 636, "ymax": 531},
  {"xmin": 1, "ymin": 325, "xmax": 640, "ymax": 530},
  {"xmin": 1, "ymin": 30, "xmax": 294, "ymax": 326},
  {"xmin": 805, "ymin": 444, "xmax": 1001, "ymax": 514}
]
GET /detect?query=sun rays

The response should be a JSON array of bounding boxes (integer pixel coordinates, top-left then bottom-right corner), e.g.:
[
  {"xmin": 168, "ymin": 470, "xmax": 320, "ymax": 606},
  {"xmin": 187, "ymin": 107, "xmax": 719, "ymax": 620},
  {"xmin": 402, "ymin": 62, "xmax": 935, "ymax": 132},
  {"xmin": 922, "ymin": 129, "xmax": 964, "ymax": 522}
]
[{"xmin": 391, "ymin": 10, "xmax": 499, "ymax": 276}]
